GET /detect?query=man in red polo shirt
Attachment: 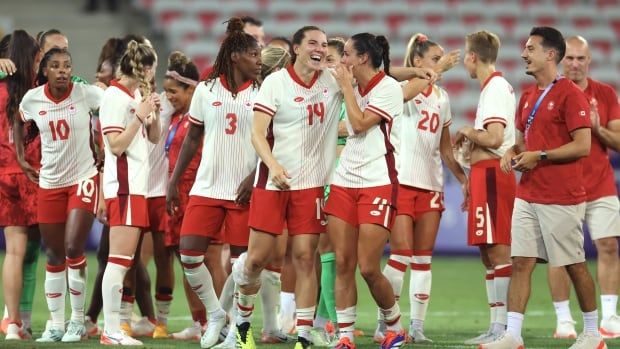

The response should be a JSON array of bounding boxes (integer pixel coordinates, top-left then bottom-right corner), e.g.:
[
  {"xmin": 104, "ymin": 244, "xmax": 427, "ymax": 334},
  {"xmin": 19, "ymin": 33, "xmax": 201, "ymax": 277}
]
[
  {"xmin": 546, "ymin": 35, "xmax": 620, "ymax": 340},
  {"xmin": 481, "ymin": 27, "xmax": 606, "ymax": 349}
]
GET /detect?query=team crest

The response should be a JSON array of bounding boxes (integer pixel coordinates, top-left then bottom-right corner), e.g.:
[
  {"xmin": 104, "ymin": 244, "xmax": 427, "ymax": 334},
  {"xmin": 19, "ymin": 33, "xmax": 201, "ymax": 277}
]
[
  {"xmin": 547, "ymin": 101, "xmax": 554, "ymax": 110},
  {"xmin": 323, "ymin": 88, "xmax": 329, "ymax": 98},
  {"xmin": 68, "ymin": 104, "xmax": 76, "ymax": 115},
  {"xmin": 244, "ymin": 101, "xmax": 252, "ymax": 111}
]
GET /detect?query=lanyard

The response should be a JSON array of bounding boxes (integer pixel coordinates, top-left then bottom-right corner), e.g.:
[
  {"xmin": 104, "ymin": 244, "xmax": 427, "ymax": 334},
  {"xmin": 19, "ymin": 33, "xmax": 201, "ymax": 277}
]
[
  {"xmin": 525, "ymin": 76, "xmax": 562, "ymax": 136},
  {"xmin": 164, "ymin": 114, "xmax": 185, "ymax": 153}
]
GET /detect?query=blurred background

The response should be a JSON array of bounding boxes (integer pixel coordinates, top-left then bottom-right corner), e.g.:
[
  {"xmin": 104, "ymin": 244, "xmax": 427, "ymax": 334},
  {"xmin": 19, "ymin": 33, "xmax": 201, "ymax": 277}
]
[{"xmin": 1, "ymin": 0, "xmax": 619, "ymax": 254}]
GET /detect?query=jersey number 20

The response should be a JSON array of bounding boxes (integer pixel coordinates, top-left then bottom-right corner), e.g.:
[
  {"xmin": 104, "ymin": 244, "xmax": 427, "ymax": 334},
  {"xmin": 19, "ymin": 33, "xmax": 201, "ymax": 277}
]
[{"xmin": 418, "ymin": 110, "xmax": 440, "ymax": 133}]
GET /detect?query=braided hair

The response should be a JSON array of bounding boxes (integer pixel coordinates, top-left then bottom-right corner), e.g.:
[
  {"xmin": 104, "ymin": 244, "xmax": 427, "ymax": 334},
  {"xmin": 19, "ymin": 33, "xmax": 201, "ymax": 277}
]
[
  {"xmin": 118, "ymin": 40, "xmax": 157, "ymax": 99},
  {"xmin": 350, "ymin": 32, "xmax": 391, "ymax": 76},
  {"xmin": 207, "ymin": 17, "xmax": 259, "ymax": 98}
]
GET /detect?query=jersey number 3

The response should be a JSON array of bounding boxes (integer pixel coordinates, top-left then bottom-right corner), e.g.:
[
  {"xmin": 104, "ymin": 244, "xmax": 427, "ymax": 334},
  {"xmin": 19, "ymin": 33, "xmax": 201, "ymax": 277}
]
[
  {"xmin": 225, "ymin": 113, "xmax": 237, "ymax": 135},
  {"xmin": 48, "ymin": 119, "xmax": 70, "ymax": 141},
  {"xmin": 418, "ymin": 110, "xmax": 440, "ymax": 133}
]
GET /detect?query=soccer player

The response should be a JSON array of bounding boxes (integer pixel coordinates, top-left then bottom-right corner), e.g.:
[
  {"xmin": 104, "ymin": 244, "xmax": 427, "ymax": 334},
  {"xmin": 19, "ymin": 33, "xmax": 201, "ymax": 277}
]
[
  {"xmin": 98, "ymin": 40, "xmax": 160, "ymax": 346},
  {"xmin": 326, "ymin": 32, "xmax": 409, "ymax": 349},
  {"xmin": 232, "ymin": 25, "xmax": 342, "ymax": 349},
  {"xmin": 482, "ymin": 26, "xmax": 606, "ymax": 349},
  {"xmin": 375, "ymin": 33, "xmax": 468, "ymax": 344},
  {"xmin": 546, "ymin": 35, "xmax": 620, "ymax": 339},
  {"xmin": 167, "ymin": 17, "xmax": 261, "ymax": 349},
  {"xmin": 0, "ymin": 30, "xmax": 41, "ymax": 341},
  {"xmin": 454, "ymin": 30, "xmax": 517, "ymax": 345},
  {"xmin": 16, "ymin": 48, "xmax": 104, "ymax": 342}
]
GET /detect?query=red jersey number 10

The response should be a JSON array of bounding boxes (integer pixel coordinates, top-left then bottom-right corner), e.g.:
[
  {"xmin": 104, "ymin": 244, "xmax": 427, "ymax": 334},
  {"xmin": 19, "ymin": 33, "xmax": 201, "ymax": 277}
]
[
  {"xmin": 307, "ymin": 102, "xmax": 325, "ymax": 126},
  {"xmin": 48, "ymin": 119, "xmax": 71, "ymax": 141}
]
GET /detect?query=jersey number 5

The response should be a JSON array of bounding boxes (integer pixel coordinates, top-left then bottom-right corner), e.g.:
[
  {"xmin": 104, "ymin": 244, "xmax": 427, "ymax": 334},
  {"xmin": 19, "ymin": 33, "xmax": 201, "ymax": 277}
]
[
  {"xmin": 48, "ymin": 119, "xmax": 70, "ymax": 141},
  {"xmin": 225, "ymin": 113, "xmax": 237, "ymax": 135},
  {"xmin": 307, "ymin": 102, "xmax": 325, "ymax": 125},
  {"xmin": 418, "ymin": 110, "xmax": 440, "ymax": 133}
]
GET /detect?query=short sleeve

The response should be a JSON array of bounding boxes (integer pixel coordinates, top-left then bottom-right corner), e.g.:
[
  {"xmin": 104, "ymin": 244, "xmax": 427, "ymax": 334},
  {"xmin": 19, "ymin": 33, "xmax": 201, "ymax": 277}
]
[
  {"xmin": 85, "ymin": 85, "xmax": 104, "ymax": 111},
  {"xmin": 253, "ymin": 73, "xmax": 279, "ymax": 117},
  {"xmin": 187, "ymin": 83, "xmax": 207, "ymax": 125},
  {"xmin": 366, "ymin": 80, "xmax": 403, "ymax": 122},
  {"xmin": 18, "ymin": 89, "xmax": 36, "ymax": 123},
  {"xmin": 99, "ymin": 89, "xmax": 129, "ymax": 135},
  {"xmin": 564, "ymin": 86, "xmax": 591, "ymax": 132},
  {"xmin": 439, "ymin": 89, "xmax": 452, "ymax": 127},
  {"xmin": 515, "ymin": 92, "xmax": 528, "ymax": 133},
  {"xmin": 603, "ymin": 85, "xmax": 620, "ymax": 123},
  {"xmin": 480, "ymin": 79, "xmax": 514, "ymax": 128}
]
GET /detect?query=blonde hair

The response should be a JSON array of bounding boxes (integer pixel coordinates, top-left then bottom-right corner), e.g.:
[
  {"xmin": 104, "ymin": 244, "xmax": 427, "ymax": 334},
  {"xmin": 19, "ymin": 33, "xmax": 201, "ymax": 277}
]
[
  {"xmin": 118, "ymin": 40, "xmax": 157, "ymax": 98},
  {"xmin": 403, "ymin": 33, "xmax": 438, "ymax": 68},
  {"xmin": 465, "ymin": 31, "xmax": 500, "ymax": 64},
  {"xmin": 260, "ymin": 46, "xmax": 291, "ymax": 82}
]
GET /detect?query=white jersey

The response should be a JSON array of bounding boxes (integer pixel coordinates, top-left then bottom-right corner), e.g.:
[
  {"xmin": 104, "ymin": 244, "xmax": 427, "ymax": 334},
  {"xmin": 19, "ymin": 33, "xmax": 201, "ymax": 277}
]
[
  {"xmin": 333, "ymin": 72, "xmax": 402, "ymax": 188},
  {"xmin": 100, "ymin": 80, "xmax": 149, "ymax": 198},
  {"xmin": 187, "ymin": 77, "xmax": 258, "ymax": 200},
  {"xmin": 392, "ymin": 84, "xmax": 452, "ymax": 192},
  {"xmin": 146, "ymin": 92, "xmax": 172, "ymax": 198},
  {"xmin": 475, "ymin": 72, "xmax": 516, "ymax": 157},
  {"xmin": 253, "ymin": 66, "xmax": 341, "ymax": 190},
  {"xmin": 19, "ymin": 83, "xmax": 102, "ymax": 189}
]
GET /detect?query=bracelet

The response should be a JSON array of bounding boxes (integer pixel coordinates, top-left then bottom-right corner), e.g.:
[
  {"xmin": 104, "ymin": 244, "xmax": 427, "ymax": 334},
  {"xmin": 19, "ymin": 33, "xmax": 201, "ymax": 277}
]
[{"xmin": 135, "ymin": 114, "xmax": 144, "ymax": 124}]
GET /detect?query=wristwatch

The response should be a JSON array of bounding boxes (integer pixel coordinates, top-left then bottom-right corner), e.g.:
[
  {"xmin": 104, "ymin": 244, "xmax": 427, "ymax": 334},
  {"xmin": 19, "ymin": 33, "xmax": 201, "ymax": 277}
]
[{"xmin": 540, "ymin": 150, "xmax": 548, "ymax": 160}]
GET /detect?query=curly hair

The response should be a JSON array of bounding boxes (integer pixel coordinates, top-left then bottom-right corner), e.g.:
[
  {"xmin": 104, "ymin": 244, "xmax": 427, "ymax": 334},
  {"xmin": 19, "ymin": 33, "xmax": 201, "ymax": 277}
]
[{"xmin": 118, "ymin": 39, "xmax": 157, "ymax": 99}]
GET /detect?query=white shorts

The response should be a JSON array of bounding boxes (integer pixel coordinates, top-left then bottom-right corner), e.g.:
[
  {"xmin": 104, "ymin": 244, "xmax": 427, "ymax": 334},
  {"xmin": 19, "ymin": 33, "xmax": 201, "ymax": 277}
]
[
  {"xmin": 586, "ymin": 196, "xmax": 620, "ymax": 240},
  {"xmin": 511, "ymin": 199, "xmax": 586, "ymax": 267}
]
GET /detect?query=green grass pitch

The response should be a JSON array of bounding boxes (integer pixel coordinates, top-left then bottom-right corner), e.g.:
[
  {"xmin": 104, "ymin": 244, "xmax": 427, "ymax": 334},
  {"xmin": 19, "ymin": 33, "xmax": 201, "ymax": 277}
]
[{"xmin": 0, "ymin": 254, "xmax": 617, "ymax": 348}]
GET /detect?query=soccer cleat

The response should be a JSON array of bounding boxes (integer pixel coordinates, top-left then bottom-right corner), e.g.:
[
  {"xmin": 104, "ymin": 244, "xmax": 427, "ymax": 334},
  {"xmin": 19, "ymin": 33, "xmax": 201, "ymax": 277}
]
[
  {"xmin": 61, "ymin": 320, "xmax": 87, "ymax": 342},
  {"xmin": 201, "ymin": 311, "xmax": 226, "ymax": 348},
  {"xmin": 214, "ymin": 323, "xmax": 236, "ymax": 348},
  {"xmin": 236, "ymin": 322, "xmax": 256, "ymax": 349},
  {"xmin": 568, "ymin": 332, "xmax": 607, "ymax": 349},
  {"xmin": 354, "ymin": 329, "xmax": 365, "ymax": 337},
  {"xmin": 171, "ymin": 321, "xmax": 203, "ymax": 340},
  {"xmin": 260, "ymin": 329, "xmax": 290, "ymax": 343},
  {"xmin": 478, "ymin": 332, "xmax": 524, "ymax": 349},
  {"xmin": 325, "ymin": 321, "xmax": 335, "ymax": 336},
  {"xmin": 334, "ymin": 337, "xmax": 356, "ymax": 349},
  {"xmin": 131, "ymin": 317, "xmax": 154, "ymax": 337},
  {"xmin": 554, "ymin": 320, "xmax": 577, "ymax": 339},
  {"xmin": 294, "ymin": 336, "xmax": 312, "ymax": 349},
  {"xmin": 465, "ymin": 330, "xmax": 496, "ymax": 345},
  {"xmin": 100, "ymin": 330, "xmax": 144, "ymax": 345},
  {"xmin": 381, "ymin": 330, "xmax": 406, "ymax": 349},
  {"xmin": 279, "ymin": 313, "xmax": 296, "ymax": 335},
  {"xmin": 600, "ymin": 314, "xmax": 620, "ymax": 339},
  {"xmin": 373, "ymin": 320, "xmax": 386, "ymax": 343},
  {"xmin": 36, "ymin": 326, "xmax": 64, "ymax": 342},
  {"xmin": 152, "ymin": 323, "xmax": 168, "ymax": 339},
  {"xmin": 120, "ymin": 322, "xmax": 133, "ymax": 337},
  {"xmin": 5, "ymin": 323, "xmax": 27, "ymax": 340},
  {"xmin": 0, "ymin": 318, "xmax": 9, "ymax": 334},
  {"xmin": 85, "ymin": 316, "xmax": 102, "ymax": 337},
  {"xmin": 309, "ymin": 327, "xmax": 331, "ymax": 346},
  {"xmin": 408, "ymin": 327, "xmax": 433, "ymax": 344}
]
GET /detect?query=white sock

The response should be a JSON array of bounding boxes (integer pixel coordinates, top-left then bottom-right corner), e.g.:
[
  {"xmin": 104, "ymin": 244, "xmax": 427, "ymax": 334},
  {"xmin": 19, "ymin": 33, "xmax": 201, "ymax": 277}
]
[
  {"xmin": 380, "ymin": 302, "xmax": 402, "ymax": 332},
  {"xmin": 409, "ymin": 252, "xmax": 432, "ymax": 330},
  {"xmin": 601, "ymin": 295, "xmax": 618, "ymax": 320},
  {"xmin": 485, "ymin": 270, "xmax": 497, "ymax": 330},
  {"xmin": 553, "ymin": 300, "xmax": 574, "ymax": 323},
  {"xmin": 384, "ymin": 250, "xmax": 411, "ymax": 298},
  {"xmin": 67, "ymin": 256, "xmax": 88, "ymax": 323},
  {"xmin": 506, "ymin": 312, "xmax": 524, "ymax": 343},
  {"xmin": 583, "ymin": 310, "xmax": 599, "ymax": 335},
  {"xmin": 337, "ymin": 306, "xmax": 356, "ymax": 341},
  {"xmin": 120, "ymin": 297, "xmax": 134, "ymax": 325},
  {"xmin": 154, "ymin": 293, "xmax": 172, "ymax": 325},
  {"xmin": 279, "ymin": 292, "xmax": 296, "ymax": 326},
  {"xmin": 102, "ymin": 256, "xmax": 132, "ymax": 334},
  {"xmin": 314, "ymin": 315, "xmax": 328, "ymax": 329},
  {"xmin": 220, "ymin": 274, "xmax": 236, "ymax": 313},
  {"xmin": 494, "ymin": 264, "xmax": 511, "ymax": 327},
  {"xmin": 3, "ymin": 305, "xmax": 7, "ymax": 319},
  {"xmin": 45, "ymin": 265, "xmax": 67, "ymax": 330},
  {"xmin": 296, "ymin": 306, "xmax": 315, "ymax": 340},
  {"xmin": 260, "ymin": 268, "xmax": 281, "ymax": 333},
  {"xmin": 236, "ymin": 290, "xmax": 257, "ymax": 325},
  {"xmin": 181, "ymin": 253, "xmax": 221, "ymax": 314}
]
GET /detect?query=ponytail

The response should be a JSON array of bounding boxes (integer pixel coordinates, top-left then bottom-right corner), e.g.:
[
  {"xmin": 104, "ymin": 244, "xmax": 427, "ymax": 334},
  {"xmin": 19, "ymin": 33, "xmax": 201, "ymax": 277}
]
[
  {"xmin": 350, "ymin": 32, "xmax": 391, "ymax": 75},
  {"xmin": 376, "ymin": 35, "xmax": 390, "ymax": 76}
]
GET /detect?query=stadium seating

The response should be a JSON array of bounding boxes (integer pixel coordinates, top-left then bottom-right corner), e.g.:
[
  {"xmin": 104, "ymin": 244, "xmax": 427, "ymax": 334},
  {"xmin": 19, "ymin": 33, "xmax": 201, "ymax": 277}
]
[{"xmin": 134, "ymin": 0, "xmax": 620, "ymax": 125}]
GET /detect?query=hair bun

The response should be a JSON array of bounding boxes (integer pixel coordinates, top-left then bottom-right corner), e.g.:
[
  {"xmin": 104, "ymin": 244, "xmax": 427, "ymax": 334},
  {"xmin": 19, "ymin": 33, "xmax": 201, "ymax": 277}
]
[
  {"xmin": 168, "ymin": 51, "xmax": 189, "ymax": 67},
  {"xmin": 416, "ymin": 34, "xmax": 428, "ymax": 43},
  {"xmin": 225, "ymin": 17, "xmax": 245, "ymax": 34}
]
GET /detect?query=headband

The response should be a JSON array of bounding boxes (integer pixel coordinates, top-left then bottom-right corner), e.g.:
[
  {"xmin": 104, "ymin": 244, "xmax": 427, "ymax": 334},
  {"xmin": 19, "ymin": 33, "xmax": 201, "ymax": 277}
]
[
  {"xmin": 416, "ymin": 34, "xmax": 429, "ymax": 44},
  {"xmin": 165, "ymin": 70, "xmax": 198, "ymax": 86}
]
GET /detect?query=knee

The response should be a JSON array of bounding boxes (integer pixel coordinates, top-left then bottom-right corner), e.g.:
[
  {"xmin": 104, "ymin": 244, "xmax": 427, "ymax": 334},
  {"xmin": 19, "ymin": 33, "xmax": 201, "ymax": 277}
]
[
  {"xmin": 595, "ymin": 238, "xmax": 618, "ymax": 258},
  {"xmin": 245, "ymin": 253, "xmax": 267, "ymax": 274},
  {"xmin": 359, "ymin": 263, "xmax": 381, "ymax": 283},
  {"xmin": 334, "ymin": 253, "xmax": 355, "ymax": 275},
  {"xmin": 292, "ymin": 251, "xmax": 315, "ymax": 272},
  {"xmin": 511, "ymin": 258, "xmax": 535, "ymax": 275}
]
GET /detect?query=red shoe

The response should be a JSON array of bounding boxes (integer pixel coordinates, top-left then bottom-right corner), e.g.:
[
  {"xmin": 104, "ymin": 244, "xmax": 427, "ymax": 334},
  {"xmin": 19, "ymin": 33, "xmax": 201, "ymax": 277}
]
[
  {"xmin": 381, "ymin": 330, "xmax": 406, "ymax": 349},
  {"xmin": 1, "ymin": 318, "xmax": 9, "ymax": 334},
  {"xmin": 334, "ymin": 337, "xmax": 356, "ymax": 349},
  {"xmin": 325, "ymin": 321, "xmax": 335, "ymax": 336}
]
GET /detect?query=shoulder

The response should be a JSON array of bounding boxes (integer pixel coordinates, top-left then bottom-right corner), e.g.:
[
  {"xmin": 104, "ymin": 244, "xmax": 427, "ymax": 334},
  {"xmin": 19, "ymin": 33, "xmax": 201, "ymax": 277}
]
[
  {"xmin": 589, "ymin": 78, "xmax": 617, "ymax": 100},
  {"xmin": 22, "ymin": 86, "xmax": 44, "ymax": 103}
]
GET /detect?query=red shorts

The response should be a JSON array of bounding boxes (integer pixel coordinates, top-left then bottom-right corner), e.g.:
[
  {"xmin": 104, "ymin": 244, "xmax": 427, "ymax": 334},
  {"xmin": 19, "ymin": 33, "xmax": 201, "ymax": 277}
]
[
  {"xmin": 105, "ymin": 194, "xmax": 149, "ymax": 228},
  {"xmin": 38, "ymin": 174, "xmax": 100, "ymax": 224},
  {"xmin": 165, "ymin": 179, "xmax": 192, "ymax": 247},
  {"xmin": 397, "ymin": 185, "xmax": 444, "ymax": 219},
  {"xmin": 180, "ymin": 195, "xmax": 249, "ymax": 246},
  {"xmin": 324, "ymin": 184, "xmax": 397, "ymax": 230},
  {"xmin": 467, "ymin": 159, "xmax": 516, "ymax": 246},
  {"xmin": 147, "ymin": 196, "xmax": 166, "ymax": 233},
  {"xmin": 0, "ymin": 173, "xmax": 38, "ymax": 227},
  {"xmin": 249, "ymin": 187, "xmax": 326, "ymax": 235}
]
